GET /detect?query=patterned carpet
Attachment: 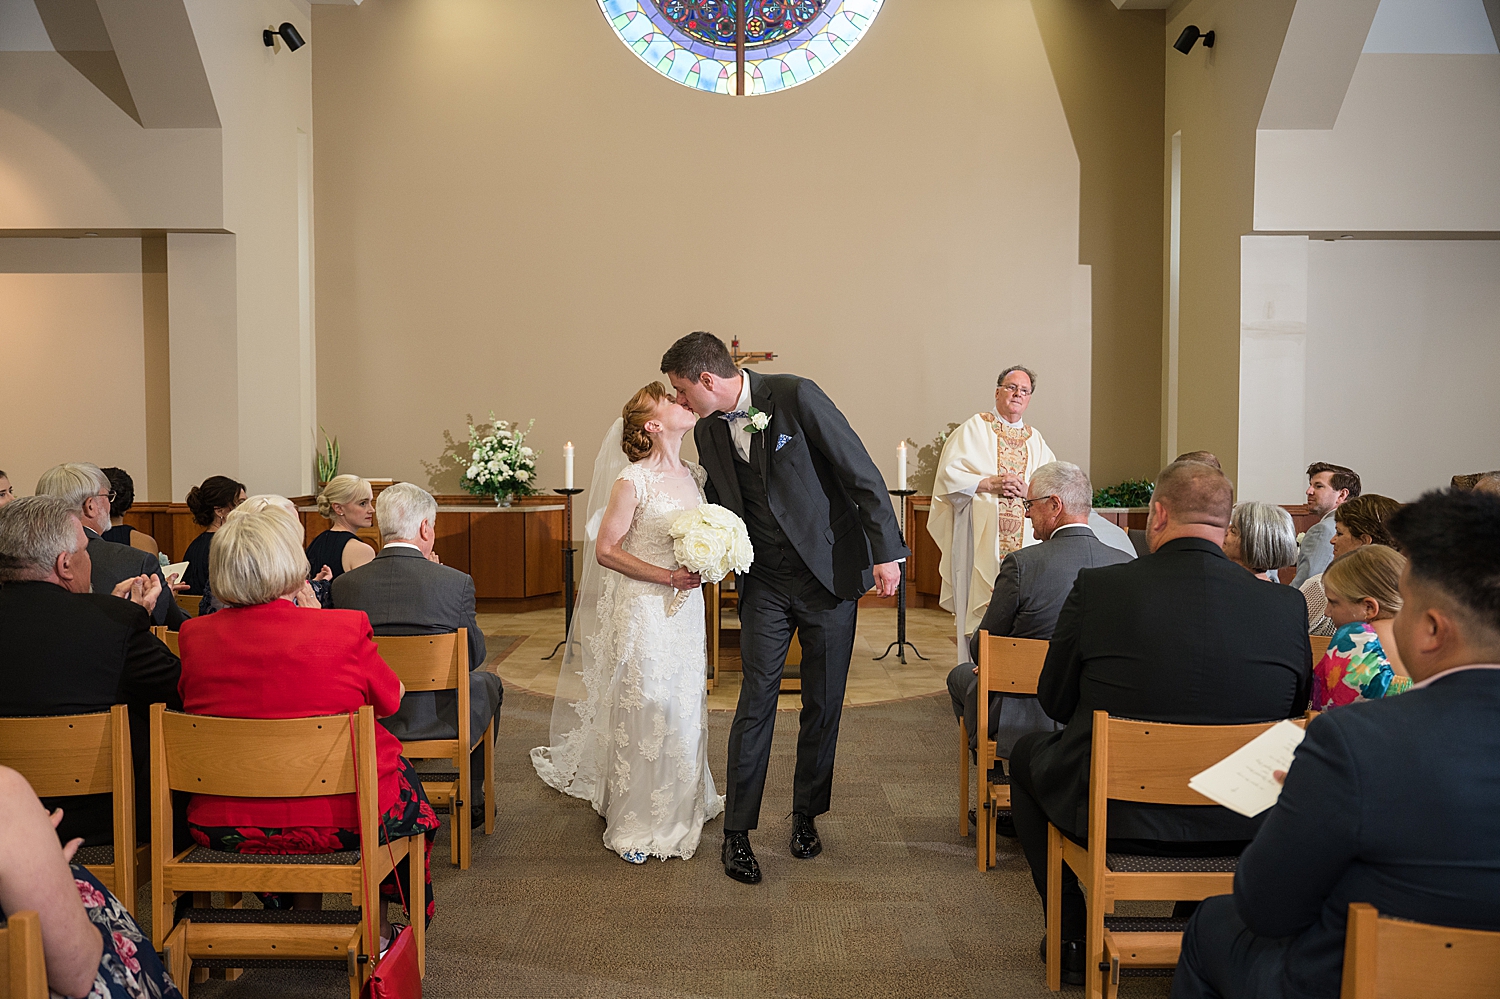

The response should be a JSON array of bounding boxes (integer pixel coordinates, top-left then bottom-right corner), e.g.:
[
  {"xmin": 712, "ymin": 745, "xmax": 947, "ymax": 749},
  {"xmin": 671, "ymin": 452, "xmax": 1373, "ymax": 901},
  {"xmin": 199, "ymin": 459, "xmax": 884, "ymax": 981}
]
[{"xmin": 187, "ymin": 689, "xmax": 1174, "ymax": 998}]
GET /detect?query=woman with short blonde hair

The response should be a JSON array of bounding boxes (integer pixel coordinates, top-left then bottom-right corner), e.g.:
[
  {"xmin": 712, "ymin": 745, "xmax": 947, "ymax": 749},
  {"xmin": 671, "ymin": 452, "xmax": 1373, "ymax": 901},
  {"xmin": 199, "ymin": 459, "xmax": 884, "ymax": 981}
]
[
  {"xmin": 1311, "ymin": 545, "xmax": 1411, "ymax": 710},
  {"xmin": 308, "ymin": 474, "xmax": 376, "ymax": 579}
]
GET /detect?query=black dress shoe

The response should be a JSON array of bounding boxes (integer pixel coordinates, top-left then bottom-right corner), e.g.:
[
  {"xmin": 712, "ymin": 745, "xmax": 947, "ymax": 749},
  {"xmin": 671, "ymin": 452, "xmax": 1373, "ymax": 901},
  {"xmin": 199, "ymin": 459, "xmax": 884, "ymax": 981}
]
[
  {"xmin": 994, "ymin": 811, "xmax": 1017, "ymax": 838},
  {"xmin": 722, "ymin": 832, "xmax": 762, "ymax": 884},
  {"xmin": 789, "ymin": 813, "xmax": 822, "ymax": 859},
  {"xmin": 1038, "ymin": 935, "xmax": 1085, "ymax": 987},
  {"xmin": 470, "ymin": 803, "xmax": 487, "ymax": 829}
]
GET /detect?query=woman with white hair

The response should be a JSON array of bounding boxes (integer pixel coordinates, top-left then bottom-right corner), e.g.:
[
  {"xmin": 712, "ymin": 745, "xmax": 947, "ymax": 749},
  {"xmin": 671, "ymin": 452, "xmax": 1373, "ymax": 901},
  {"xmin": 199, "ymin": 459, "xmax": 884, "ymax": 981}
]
[
  {"xmin": 1224, "ymin": 501, "xmax": 1298, "ymax": 582},
  {"xmin": 196, "ymin": 495, "xmax": 331, "ymax": 616},
  {"xmin": 308, "ymin": 474, "xmax": 376, "ymax": 580},
  {"xmin": 178, "ymin": 507, "xmax": 438, "ymax": 946}
]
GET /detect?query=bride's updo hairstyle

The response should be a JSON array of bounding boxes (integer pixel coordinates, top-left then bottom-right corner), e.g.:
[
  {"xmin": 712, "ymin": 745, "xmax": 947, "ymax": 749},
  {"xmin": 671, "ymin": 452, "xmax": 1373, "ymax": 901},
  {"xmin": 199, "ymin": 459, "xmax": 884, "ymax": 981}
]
[{"xmin": 622, "ymin": 382, "xmax": 671, "ymax": 462}]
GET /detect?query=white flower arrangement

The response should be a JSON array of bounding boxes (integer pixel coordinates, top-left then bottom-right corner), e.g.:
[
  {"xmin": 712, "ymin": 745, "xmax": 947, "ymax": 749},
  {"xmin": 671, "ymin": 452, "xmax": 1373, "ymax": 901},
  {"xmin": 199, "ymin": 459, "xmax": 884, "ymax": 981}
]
[
  {"xmin": 665, "ymin": 503, "xmax": 754, "ymax": 616},
  {"xmin": 461, "ymin": 412, "xmax": 541, "ymax": 502}
]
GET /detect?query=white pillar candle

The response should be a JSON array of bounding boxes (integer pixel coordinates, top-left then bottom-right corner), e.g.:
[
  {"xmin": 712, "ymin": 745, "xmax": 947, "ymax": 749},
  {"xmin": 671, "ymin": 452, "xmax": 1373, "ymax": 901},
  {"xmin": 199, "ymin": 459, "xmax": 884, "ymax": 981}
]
[
  {"xmin": 896, "ymin": 440, "xmax": 908, "ymax": 491},
  {"xmin": 564, "ymin": 442, "xmax": 575, "ymax": 489}
]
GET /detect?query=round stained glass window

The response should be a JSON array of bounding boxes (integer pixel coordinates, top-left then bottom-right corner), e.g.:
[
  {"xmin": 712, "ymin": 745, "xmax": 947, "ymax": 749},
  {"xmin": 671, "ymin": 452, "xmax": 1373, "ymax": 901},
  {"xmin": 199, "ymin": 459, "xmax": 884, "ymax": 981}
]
[{"xmin": 599, "ymin": 0, "xmax": 884, "ymax": 96}]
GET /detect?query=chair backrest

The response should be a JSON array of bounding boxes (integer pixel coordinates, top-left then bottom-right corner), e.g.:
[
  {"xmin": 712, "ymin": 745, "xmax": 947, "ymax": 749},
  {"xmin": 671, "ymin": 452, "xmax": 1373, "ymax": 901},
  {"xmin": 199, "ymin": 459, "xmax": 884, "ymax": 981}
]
[
  {"xmin": 150, "ymin": 626, "xmax": 179, "ymax": 657},
  {"xmin": 1341, "ymin": 902, "xmax": 1500, "ymax": 999},
  {"xmin": 1311, "ymin": 634, "xmax": 1332, "ymax": 662},
  {"xmin": 1096, "ymin": 711, "xmax": 1309, "ymax": 807},
  {"xmin": 0, "ymin": 706, "xmax": 125, "ymax": 799},
  {"xmin": 0, "ymin": 910, "xmax": 47, "ymax": 999},
  {"xmin": 176, "ymin": 594, "xmax": 201, "ymax": 617},
  {"xmin": 976, "ymin": 633, "xmax": 1049, "ymax": 695},
  {"xmin": 373, "ymin": 631, "xmax": 466, "ymax": 693},
  {"xmin": 152, "ymin": 706, "xmax": 365, "ymax": 800}
]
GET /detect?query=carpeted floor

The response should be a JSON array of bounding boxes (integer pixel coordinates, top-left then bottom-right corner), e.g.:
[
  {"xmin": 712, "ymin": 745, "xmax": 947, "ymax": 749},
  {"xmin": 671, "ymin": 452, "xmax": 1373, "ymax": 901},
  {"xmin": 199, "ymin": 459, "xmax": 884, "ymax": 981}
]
[{"xmin": 189, "ymin": 690, "xmax": 1174, "ymax": 998}]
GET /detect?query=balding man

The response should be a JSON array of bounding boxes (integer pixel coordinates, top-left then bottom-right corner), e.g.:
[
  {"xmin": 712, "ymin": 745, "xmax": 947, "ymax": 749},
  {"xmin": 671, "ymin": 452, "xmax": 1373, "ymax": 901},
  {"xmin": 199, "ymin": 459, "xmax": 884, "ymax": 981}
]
[{"xmin": 1007, "ymin": 461, "xmax": 1313, "ymax": 984}]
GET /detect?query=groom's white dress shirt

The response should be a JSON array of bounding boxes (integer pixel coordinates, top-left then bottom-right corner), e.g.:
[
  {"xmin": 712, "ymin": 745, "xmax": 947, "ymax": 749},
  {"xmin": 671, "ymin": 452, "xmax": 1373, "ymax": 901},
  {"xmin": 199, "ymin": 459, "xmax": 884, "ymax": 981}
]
[{"xmin": 726, "ymin": 371, "xmax": 754, "ymax": 462}]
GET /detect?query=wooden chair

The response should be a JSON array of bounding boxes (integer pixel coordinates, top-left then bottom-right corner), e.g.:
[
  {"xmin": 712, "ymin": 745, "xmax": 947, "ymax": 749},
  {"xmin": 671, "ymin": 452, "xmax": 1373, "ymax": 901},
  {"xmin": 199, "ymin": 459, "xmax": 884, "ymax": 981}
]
[
  {"xmin": 1046, "ymin": 711, "xmax": 1309, "ymax": 998},
  {"xmin": 0, "ymin": 706, "xmax": 144, "ymax": 916},
  {"xmin": 175, "ymin": 594, "xmax": 202, "ymax": 618},
  {"xmin": 150, "ymin": 704, "xmax": 424, "ymax": 998},
  {"xmin": 1341, "ymin": 902, "xmax": 1500, "ymax": 999},
  {"xmin": 1311, "ymin": 634, "xmax": 1332, "ymax": 662},
  {"xmin": 968, "ymin": 633, "xmax": 1050, "ymax": 870},
  {"xmin": 151, "ymin": 626, "xmax": 180, "ymax": 657},
  {"xmin": 0, "ymin": 911, "xmax": 46, "ymax": 999},
  {"xmin": 374, "ymin": 630, "xmax": 493, "ymax": 870}
]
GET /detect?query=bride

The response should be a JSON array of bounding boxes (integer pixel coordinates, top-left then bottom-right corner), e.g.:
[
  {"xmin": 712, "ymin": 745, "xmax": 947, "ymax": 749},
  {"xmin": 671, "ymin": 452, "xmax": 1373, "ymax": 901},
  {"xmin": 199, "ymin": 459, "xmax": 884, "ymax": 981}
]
[{"xmin": 530, "ymin": 381, "xmax": 725, "ymax": 863}]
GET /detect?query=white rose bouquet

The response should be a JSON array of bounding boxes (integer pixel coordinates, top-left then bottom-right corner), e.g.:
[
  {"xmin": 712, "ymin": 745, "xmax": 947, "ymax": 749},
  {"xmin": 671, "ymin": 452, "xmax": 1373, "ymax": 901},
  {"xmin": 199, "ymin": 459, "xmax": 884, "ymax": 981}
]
[
  {"xmin": 461, "ymin": 412, "xmax": 540, "ymax": 504},
  {"xmin": 665, "ymin": 503, "xmax": 754, "ymax": 617}
]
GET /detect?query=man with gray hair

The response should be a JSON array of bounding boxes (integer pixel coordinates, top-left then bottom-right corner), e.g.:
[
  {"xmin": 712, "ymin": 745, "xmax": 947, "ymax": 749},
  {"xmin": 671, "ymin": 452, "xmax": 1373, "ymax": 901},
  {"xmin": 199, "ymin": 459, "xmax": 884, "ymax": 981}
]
[
  {"xmin": 0, "ymin": 496, "xmax": 181, "ymax": 847},
  {"xmin": 949, "ymin": 461, "xmax": 1134, "ymax": 836},
  {"xmin": 332, "ymin": 482, "xmax": 502, "ymax": 827},
  {"xmin": 35, "ymin": 462, "xmax": 184, "ymax": 628}
]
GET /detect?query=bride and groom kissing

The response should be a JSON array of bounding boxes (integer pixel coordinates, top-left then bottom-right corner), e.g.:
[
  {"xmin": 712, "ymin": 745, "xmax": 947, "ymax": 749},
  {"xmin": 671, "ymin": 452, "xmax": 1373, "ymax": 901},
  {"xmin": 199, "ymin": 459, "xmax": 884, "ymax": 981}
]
[{"xmin": 531, "ymin": 331, "xmax": 908, "ymax": 883}]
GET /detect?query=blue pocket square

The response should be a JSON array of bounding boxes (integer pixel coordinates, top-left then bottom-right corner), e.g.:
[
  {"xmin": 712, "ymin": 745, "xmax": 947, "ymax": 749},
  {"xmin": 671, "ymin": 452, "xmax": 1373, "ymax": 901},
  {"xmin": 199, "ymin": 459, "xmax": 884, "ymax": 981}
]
[{"xmin": 776, "ymin": 434, "xmax": 794, "ymax": 452}]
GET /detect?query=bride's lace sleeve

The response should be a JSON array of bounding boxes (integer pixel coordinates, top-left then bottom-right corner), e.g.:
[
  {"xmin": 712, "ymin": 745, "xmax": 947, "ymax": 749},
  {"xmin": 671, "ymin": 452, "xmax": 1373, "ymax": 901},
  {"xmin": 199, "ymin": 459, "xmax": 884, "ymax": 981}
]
[{"xmin": 688, "ymin": 461, "xmax": 708, "ymax": 494}]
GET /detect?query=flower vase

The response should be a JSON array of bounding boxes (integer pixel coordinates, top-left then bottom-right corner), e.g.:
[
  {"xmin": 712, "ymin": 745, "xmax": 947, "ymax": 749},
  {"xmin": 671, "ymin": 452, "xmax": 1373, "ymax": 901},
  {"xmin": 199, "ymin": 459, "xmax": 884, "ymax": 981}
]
[{"xmin": 494, "ymin": 493, "xmax": 513, "ymax": 508}]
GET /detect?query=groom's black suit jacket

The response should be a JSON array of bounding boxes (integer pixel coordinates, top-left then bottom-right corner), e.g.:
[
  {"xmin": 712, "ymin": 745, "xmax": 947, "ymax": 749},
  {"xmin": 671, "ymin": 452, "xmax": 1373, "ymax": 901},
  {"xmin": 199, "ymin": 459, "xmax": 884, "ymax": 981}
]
[{"xmin": 694, "ymin": 370, "xmax": 908, "ymax": 601}]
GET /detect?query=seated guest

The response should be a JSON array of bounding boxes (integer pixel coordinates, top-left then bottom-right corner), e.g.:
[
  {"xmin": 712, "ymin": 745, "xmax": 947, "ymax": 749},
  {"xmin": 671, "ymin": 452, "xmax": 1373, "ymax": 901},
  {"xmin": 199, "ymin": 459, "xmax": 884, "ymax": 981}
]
[
  {"xmin": 1300, "ymin": 494, "xmax": 1403, "ymax": 635},
  {"xmin": 308, "ymin": 474, "xmax": 377, "ymax": 580},
  {"xmin": 333, "ymin": 482, "xmax": 502, "ymax": 827},
  {"xmin": 0, "ymin": 468, "xmax": 14, "ymax": 507},
  {"xmin": 1009, "ymin": 461, "xmax": 1312, "ymax": 984},
  {"xmin": 1175, "ymin": 450, "xmax": 1222, "ymax": 470},
  {"xmin": 0, "ymin": 766, "xmax": 184, "ymax": 999},
  {"xmin": 1292, "ymin": 461, "xmax": 1361, "ymax": 588},
  {"xmin": 1224, "ymin": 501, "xmax": 1297, "ymax": 582},
  {"xmin": 180, "ymin": 475, "xmax": 245, "ymax": 596},
  {"xmin": 1311, "ymin": 545, "xmax": 1411, "ymax": 710},
  {"xmin": 197, "ymin": 495, "xmax": 329, "ymax": 615},
  {"xmin": 949, "ymin": 462, "xmax": 1131, "ymax": 771},
  {"xmin": 1172, "ymin": 488, "xmax": 1500, "ymax": 999},
  {"xmin": 35, "ymin": 463, "xmax": 182, "ymax": 627},
  {"xmin": 99, "ymin": 467, "xmax": 158, "ymax": 555},
  {"xmin": 178, "ymin": 508, "xmax": 438, "ymax": 942},
  {"xmin": 0, "ymin": 496, "xmax": 181, "ymax": 847}
]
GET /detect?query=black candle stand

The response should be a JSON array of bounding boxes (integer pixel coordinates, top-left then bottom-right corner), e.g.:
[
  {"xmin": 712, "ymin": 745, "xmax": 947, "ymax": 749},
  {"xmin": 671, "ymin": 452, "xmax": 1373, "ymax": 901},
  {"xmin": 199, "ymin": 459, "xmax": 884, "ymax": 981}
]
[
  {"xmin": 874, "ymin": 488, "xmax": 927, "ymax": 665},
  {"xmin": 543, "ymin": 487, "xmax": 585, "ymax": 661}
]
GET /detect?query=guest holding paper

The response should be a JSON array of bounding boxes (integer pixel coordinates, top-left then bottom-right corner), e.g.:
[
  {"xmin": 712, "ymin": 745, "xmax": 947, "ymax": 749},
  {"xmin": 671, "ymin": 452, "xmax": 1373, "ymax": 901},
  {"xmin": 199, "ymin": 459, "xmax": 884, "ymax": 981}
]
[
  {"xmin": 1310, "ymin": 545, "xmax": 1411, "ymax": 710},
  {"xmin": 181, "ymin": 475, "xmax": 246, "ymax": 595},
  {"xmin": 1172, "ymin": 488, "xmax": 1500, "ymax": 999},
  {"xmin": 307, "ymin": 474, "xmax": 377, "ymax": 580}
]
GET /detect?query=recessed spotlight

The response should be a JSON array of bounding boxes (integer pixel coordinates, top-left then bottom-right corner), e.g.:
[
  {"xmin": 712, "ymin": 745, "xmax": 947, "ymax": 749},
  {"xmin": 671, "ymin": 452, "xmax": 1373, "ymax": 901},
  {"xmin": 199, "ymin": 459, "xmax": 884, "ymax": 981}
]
[
  {"xmin": 84, "ymin": 232, "xmax": 99, "ymax": 237},
  {"xmin": 1339, "ymin": 234, "xmax": 1353, "ymax": 239}
]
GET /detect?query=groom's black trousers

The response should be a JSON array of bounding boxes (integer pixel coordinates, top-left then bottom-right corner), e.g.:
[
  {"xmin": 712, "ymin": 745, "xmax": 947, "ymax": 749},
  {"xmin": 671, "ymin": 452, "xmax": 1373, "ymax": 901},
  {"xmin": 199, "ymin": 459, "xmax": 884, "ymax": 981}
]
[{"xmin": 724, "ymin": 571, "xmax": 857, "ymax": 832}]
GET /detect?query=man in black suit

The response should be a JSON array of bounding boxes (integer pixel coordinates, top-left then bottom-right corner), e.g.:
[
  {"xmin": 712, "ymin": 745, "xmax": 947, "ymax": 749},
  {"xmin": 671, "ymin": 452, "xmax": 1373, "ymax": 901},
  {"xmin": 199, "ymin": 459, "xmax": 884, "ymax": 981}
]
[
  {"xmin": 664, "ymin": 332, "xmax": 908, "ymax": 884},
  {"xmin": 1172, "ymin": 489, "xmax": 1500, "ymax": 999},
  {"xmin": 1009, "ymin": 460, "xmax": 1312, "ymax": 982},
  {"xmin": 952, "ymin": 461, "xmax": 1132, "ymax": 766},
  {"xmin": 332, "ymin": 482, "xmax": 501, "ymax": 827},
  {"xmin": 35, "ymin": 462, "xmax": 185, "ymax": 628},
  {"xmin": 0, "ymin": 496, "xmax": 182, "ymax": 846}
]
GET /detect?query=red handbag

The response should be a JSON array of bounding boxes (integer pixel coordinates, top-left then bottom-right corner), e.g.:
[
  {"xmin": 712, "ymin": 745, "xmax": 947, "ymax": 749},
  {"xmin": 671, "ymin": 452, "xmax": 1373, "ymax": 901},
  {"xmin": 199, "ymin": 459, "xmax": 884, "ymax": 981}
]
[{"xmin": 350, "ymin": 714, "xmax": 422, "ymax": 999}]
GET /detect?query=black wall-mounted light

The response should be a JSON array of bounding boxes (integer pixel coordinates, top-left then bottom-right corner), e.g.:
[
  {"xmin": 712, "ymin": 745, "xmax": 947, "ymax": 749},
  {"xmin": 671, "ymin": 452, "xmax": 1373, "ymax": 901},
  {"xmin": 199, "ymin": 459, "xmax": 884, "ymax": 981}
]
[
  {"xmin": 1173, "ymin": 25, "xmax": 1214, "ymax": 54},
  {"xmin": 263, "ymin": 22, "xmax": 305, "ymax": 52}
]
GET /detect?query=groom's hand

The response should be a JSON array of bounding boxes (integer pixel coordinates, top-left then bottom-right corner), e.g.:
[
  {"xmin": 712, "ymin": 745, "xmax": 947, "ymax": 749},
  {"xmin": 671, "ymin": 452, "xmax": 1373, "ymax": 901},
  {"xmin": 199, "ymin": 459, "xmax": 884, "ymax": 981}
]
[{"xmin": 872, "ymin": 561, "xmax": 901, "ymax": 598}]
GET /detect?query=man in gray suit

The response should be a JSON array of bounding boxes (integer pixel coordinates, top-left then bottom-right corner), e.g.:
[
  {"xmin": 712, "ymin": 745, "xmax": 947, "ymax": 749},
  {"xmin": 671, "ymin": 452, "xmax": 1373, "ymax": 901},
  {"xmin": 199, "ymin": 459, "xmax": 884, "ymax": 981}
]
[
  {"xmin": 332, "ymin": 482, "xmax": 502, "ymax": 826},
  {"xmin": 950, "ymin": 461, "xmax": 1133, "ymax": 772},
  {"xmin": 1290, "ymin": 461, "xmax": 1360, "ymax": 588},
  {"xmin": 35, "ymin": 463, "xmax": 185, "ymax": 628}
]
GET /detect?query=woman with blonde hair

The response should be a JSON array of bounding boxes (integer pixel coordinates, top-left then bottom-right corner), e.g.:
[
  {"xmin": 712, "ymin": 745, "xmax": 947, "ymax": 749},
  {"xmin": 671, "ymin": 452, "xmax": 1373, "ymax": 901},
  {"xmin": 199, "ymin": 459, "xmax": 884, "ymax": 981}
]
[
  {"xmin": 1311, "ymin": 544, "xmax": 1412, "ymax": 710},
  {"xmin": 307, "ymin": 474, "xmax": 376, "ymax": 579}
]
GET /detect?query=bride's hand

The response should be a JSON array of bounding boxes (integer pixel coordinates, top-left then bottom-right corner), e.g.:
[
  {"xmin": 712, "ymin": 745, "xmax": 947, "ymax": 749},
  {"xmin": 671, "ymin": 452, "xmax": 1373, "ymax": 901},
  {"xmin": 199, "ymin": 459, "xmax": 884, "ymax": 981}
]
[{"xmin": 667, "ymin": 568, "xmax": 702, "ymax": 590}]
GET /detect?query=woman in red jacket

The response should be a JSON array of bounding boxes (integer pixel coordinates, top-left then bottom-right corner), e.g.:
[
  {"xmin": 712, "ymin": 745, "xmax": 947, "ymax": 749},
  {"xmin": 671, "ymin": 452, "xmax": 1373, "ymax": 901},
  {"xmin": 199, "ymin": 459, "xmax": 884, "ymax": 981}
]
[{"xmin": 178, "ymin": 505, "xmax": 438, "ymax": 946}]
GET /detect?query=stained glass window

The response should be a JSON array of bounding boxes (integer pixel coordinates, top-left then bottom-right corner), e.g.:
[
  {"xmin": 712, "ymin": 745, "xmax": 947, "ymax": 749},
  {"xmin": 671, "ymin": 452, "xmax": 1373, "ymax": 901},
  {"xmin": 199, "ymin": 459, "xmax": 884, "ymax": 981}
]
[{"xmin": 599, "ymin": 0, "xmax": 883, "ymax": 96}]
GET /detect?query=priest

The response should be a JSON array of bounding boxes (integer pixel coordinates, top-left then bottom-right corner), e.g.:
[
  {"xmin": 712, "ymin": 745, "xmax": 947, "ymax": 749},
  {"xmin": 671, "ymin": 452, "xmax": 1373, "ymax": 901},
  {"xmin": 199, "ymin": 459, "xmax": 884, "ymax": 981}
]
[{"xmin": 927, "ymin": 366, "xmax": 1056, "ymax": 662}]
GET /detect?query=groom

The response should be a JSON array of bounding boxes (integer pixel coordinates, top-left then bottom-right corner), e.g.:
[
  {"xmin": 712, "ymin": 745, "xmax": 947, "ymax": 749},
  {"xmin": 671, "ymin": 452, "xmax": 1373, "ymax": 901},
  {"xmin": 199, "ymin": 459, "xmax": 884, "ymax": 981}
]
[{"xmin": 663, "ymin": 332, "xmax": 908, "ymax": 884}]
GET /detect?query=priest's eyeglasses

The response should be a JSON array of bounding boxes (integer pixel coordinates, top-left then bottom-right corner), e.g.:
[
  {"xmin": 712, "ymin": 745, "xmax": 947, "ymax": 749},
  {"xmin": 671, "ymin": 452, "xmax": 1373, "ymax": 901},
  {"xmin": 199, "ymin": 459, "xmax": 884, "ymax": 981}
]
[
  {"xmin": 999, "ymin": 384, "xmax": 1032, "ymax": 397},
  {"xmin": 1020, "ymin": 495, "xmax": 1055, "ymax": 512}
]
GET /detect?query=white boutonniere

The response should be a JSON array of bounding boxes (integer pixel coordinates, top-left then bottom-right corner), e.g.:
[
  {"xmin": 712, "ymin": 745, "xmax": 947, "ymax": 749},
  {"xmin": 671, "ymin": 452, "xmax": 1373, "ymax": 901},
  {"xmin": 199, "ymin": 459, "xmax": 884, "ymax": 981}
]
[
  {"xmin": 747, "ymin": 407, "xmax": 770, "ymax": 433},
  {"xmin": 1296, "ymin": 532, "xmax": 1306, "ymax": 545}
]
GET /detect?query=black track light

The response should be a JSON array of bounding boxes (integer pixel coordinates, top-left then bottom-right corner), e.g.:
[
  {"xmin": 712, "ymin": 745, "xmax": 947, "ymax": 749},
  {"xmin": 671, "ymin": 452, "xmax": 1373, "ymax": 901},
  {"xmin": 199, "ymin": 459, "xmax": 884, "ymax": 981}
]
[
  {"xmin": 263, "ymin": 22, "xmax": 305, "ymax": 52},
  {"xmin": 1173, "ymin": 25, "xmax": 1214, "ymax": 54}
]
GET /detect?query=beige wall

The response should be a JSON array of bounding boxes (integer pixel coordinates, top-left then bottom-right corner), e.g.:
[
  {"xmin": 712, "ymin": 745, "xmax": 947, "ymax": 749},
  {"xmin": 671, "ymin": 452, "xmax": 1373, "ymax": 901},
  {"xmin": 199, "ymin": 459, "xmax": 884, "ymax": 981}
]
[
  {"xmin": 0, "ymin": 237, "xmax": 148, "ymax": 496},
  {"xmin": 312, "ymin": 0, "xmax": 1108, "ymax": 496},
  {"xmin": 1164, "ymin": 0, "xmax": 1298, "ymax": 482}
]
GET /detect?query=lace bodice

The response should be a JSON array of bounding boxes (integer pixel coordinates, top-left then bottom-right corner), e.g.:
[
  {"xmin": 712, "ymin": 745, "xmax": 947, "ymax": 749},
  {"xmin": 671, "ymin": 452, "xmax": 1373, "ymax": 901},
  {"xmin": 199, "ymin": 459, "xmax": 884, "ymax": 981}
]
[{"xmin": 617, "ymin": 462, "xmax": 706, "ymax": 570}]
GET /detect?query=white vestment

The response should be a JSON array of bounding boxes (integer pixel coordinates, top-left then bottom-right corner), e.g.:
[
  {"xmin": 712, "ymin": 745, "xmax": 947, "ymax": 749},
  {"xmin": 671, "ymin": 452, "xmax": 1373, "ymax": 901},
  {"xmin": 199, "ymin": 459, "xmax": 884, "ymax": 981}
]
[{"xmin": 927, "ymin": 412, "xmax": 1055, "ymax": 661}]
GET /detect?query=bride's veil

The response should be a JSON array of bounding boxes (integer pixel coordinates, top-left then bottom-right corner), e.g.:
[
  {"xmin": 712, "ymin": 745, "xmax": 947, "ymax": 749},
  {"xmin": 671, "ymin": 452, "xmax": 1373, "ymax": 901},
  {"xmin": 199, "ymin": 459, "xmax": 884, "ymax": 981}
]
[{"xmin": 532, "ymin": 416, "xmax": 630, "ymax": 796}]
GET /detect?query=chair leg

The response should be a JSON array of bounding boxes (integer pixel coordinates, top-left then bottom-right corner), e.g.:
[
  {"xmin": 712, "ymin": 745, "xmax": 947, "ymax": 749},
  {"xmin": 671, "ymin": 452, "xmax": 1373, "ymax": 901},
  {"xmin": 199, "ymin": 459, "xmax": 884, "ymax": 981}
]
[
  {"xmin": 456, "ymin": 747, "xmax": 471, "ymax": 870},
  {"xmin": 959, "ymin": 719, "xmax": 970, "ymax": 837},
  {"xmin": 976, "ymin": 796, "xmax": 989, "ymax": 872},
  {"xmin": 164, "ymin": 921, "xmax": 191, "ymax": 998},
  {"xmin": 410, "ymin": 833, "xmax": 427, "ymax": 979},
  {"xmin": 1046, "ymin": 824, "xmax": 1062, "ymax": 991},
  {"xmin": 1087, "ymin": 881, "xmax": 1106, "ymax": 999},
  {"xmin": 483, "ymin": 724, "xmax": 496, "ymax": 836}
]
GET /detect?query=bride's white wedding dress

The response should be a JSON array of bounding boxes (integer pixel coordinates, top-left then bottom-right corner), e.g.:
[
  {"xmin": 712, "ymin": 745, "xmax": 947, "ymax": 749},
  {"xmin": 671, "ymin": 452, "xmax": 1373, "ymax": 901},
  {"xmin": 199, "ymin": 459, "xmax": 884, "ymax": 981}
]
[{"xmin": 530, "ymin": 460, "xmax": 725, "ymax": 861}]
